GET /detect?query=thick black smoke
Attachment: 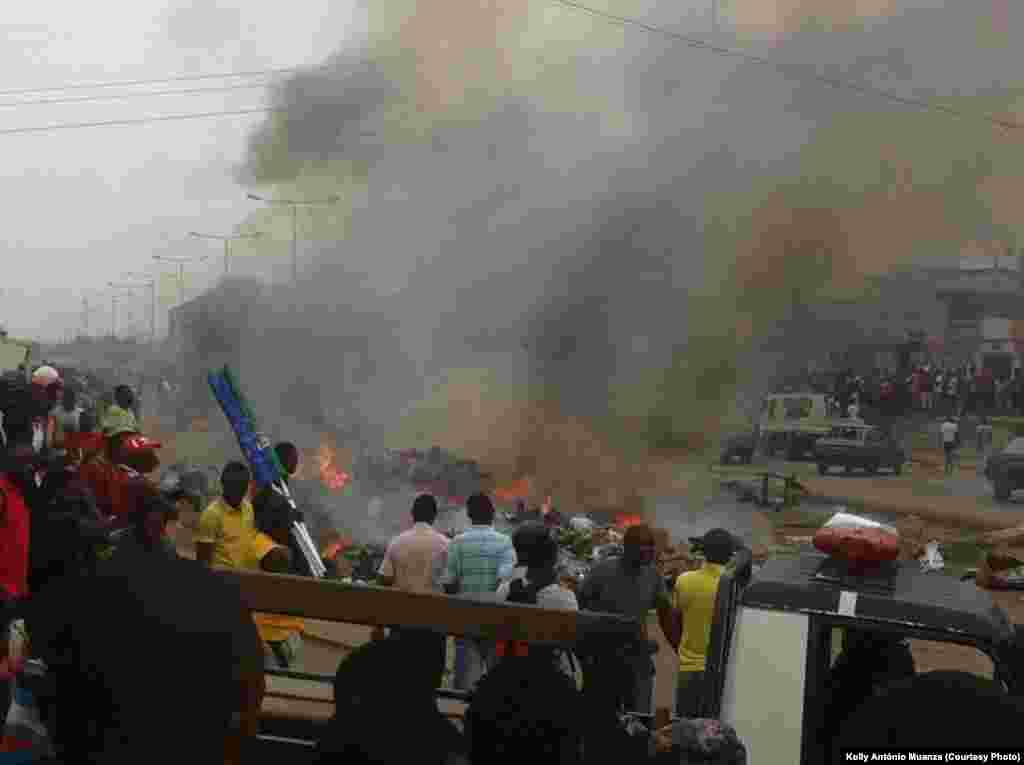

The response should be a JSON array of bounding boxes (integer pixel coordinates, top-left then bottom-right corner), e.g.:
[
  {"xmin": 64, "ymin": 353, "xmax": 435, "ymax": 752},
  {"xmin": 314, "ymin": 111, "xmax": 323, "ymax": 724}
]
[{"xmin": 231, "ymin": 1, "xmax": 1020, "ymax": 505}]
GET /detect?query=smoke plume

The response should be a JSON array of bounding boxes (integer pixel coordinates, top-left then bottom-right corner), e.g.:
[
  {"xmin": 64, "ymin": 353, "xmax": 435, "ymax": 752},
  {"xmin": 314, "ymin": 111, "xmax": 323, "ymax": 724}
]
[{"xmin": 226, "ymin": 0, "xmax": 1022, "ymax": 514}]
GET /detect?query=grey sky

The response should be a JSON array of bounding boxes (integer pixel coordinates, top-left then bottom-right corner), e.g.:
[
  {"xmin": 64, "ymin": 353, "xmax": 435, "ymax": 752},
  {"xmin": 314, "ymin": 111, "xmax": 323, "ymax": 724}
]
[
  {"xmin": 2, "ymin": 0, "xmax": 1017, "ymax": 347},
  {"xmin": 1, "ymin": 0, "xmax": 364, "ymax": 341}
]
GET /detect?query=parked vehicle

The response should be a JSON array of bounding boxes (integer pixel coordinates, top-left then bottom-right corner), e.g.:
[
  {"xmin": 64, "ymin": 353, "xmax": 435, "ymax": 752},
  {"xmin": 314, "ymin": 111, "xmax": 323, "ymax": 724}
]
[
  {"xmin": 720, "ymin": 432, "xmax": 756, "ymax": 465},
  {"xmin": 984, "ymin": 436, "xmax": 1024, "ymax": 500},
  {"xmin": 814, "ymin": 422, "xmax": 904, "ymax": 476},
  {"xmin": 702, "ymin": 547, "xmax": 1023, "ymax": 765},
  {"xmin": 0, "ymin": 333, "xmax": 34, "ymax": 376},
  {"xmin": 758, "ymin": 393, "xmax": 832, "ymax": 461}
]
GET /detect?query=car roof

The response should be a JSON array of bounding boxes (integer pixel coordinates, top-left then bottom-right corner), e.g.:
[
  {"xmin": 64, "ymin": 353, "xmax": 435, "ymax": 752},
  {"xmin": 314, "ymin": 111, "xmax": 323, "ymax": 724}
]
[
  {"xmin": 741, "ymin": 553, "xmax": 1014, "ymax": 644},
  {"xmin": 1005, "ymin": 437, "xmax": 1024, "ymax": 454}
]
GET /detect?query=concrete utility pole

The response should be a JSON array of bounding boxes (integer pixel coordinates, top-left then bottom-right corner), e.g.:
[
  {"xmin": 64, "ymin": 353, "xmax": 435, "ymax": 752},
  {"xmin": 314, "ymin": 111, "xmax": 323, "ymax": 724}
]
[
  {"xmin": 152, "ymin": 254, "xmax": 208, "ymax": 306},
  {"xmin": 80, "ymin": 292, "xmax": 103, "ymax": 339},
  {"xmin": 106, "ymin": 285, "xmax": 132, "ymax": 339},
  {"xmin": 189, "ymin": 230, "xmax": 263, "ymax": 278},
  {"xmin": 246, "ymin": 193, "xmax": 340, "ymax": 286},
  {"xmin": 120, "ymin": 273, "xmax": 158, "ymax": 345}
]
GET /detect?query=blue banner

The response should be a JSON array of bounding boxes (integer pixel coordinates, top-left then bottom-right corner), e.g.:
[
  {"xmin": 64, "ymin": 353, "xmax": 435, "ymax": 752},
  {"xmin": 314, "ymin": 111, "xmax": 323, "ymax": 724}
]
[{"xmin": 207, "ymin": 366, "xmax": 280, "ymax": 486}]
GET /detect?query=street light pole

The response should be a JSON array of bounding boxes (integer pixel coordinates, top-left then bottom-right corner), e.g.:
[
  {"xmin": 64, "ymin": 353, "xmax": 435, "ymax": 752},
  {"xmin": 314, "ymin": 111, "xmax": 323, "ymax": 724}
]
[
  {"xmin": 80, "ymin": 292, "xmax": 103, "ymax": 339},
  {"xmin": 153, "ymin": 254, "xmax": 208, "ymax": 306},
  {"xmin": 109, "ymin": 282, "xmax": 145, "ymax": 341},
  {"xmin": 121, "ymin": 273, "xmax": 158, "ymax": 345},
  {"xmin": 246, "ymin": 193, "xmax": 340, "ymax": 287},
  {"xmin": 291, "ymin": 205, "xmax": 298, "ymax": 286},
  {"xmin": 189, "ymin": 230, "xmax": 264, "ymax": 278}
]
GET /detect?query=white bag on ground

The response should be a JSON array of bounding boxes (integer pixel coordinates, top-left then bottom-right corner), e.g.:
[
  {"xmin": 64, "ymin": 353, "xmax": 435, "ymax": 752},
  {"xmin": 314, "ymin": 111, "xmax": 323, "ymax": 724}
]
[
  {"xmin": 569, "ymin": 517, "xmax": 594, "ymax": 533},
  {"xmin": 920, "ymin": 541, "xmax": 944, "ymax": 572}
]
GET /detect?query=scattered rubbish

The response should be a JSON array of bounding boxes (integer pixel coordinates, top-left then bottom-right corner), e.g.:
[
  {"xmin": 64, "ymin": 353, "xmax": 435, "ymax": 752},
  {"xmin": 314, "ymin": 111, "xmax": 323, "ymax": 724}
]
[
  {"xmin": 920, "ymin": 541, "xmax": 945, "ymax": 572},
  {"xmin": 569, "ymin": 516, "xmax": 595, "ymax": 533}
]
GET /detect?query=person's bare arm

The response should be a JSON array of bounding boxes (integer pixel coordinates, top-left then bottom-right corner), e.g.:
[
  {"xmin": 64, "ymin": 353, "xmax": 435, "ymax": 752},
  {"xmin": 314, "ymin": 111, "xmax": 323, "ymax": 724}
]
[
  {"xmin": 195, "ymin": 541, "xmax": 215, "ymax": 567},
  {"xmin": 377, "ymin": 544, "xmax": 396, "ymax": 586},
  {"xmin": 260, "ymin": 547, "xmax": 292, "ymax": 574},
  {"xmin": 660, "ymin": 595, "xmax": 682, "ymax": 652},
  {"xmin": 656, "ymin": 580, "xmax": 680, "ymax": 650}
]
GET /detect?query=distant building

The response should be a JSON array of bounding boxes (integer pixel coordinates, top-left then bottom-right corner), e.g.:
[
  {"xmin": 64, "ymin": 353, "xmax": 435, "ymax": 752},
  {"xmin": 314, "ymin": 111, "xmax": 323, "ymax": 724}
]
[
  {"xmin": 935, "ymin": 248, "xmax": 1024, "ymax": 376},
  {"xmin": 794, "ymin": 250, "xmax": 1024, "ymax": 377}
]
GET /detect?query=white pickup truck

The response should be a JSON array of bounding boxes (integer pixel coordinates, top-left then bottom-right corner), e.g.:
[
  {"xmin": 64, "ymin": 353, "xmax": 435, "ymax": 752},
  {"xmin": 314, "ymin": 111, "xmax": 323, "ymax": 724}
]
[{"xmin": 702, "ymin": 548, "xmax": 1022, "ymax": 763}]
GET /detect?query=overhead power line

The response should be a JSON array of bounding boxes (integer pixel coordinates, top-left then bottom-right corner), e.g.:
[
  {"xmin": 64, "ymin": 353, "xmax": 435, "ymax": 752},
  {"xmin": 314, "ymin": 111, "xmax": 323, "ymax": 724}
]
[
  {"xmin": 0, "ymin": 65, "xmax": 322, "ymax": 98},
  {"xmin": 0, "ymin": 107, "xmax": 283, "ymax": 136},
  {"xmin": 547, "ymin": 0, "xmax": 1024, "ymax": 132},
  {"xmin": 0, "ymin": 82, "xmax": 272, "ymax": 109}
]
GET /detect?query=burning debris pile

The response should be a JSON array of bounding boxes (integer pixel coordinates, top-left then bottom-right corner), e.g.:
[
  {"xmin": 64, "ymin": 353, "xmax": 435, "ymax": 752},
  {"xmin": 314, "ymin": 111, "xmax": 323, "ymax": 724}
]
[
  {"xmin": 530, "ymin": 513, "xmax": 699, "ymax": 591},
  {"xmin": 354, "ymin": 446, "xmax": 486, "ymax": 506}
]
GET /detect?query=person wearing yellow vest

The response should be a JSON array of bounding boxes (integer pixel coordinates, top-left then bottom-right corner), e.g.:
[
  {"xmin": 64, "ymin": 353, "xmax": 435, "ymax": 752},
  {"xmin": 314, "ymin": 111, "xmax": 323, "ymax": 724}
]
[
  {"xmin": 671, "ymin": 528, "xmax": 738, "ymax": 718},
  {"xmin": 101, "ymin": 386, "xmax": 139, "ymax": 438}
]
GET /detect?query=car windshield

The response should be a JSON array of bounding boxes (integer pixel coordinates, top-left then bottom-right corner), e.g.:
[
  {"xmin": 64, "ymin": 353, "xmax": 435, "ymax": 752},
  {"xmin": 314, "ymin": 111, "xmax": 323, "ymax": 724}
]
[{"xmin": 1005, "ymin": 438, "xmax": 1024, "ymax": 454}]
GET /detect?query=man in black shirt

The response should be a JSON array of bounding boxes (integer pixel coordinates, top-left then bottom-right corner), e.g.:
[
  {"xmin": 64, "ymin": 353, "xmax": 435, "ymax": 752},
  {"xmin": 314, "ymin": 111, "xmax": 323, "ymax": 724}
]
[{"xmin": 578, "ymin": 523, "xmax": 674, "ymax": 715}]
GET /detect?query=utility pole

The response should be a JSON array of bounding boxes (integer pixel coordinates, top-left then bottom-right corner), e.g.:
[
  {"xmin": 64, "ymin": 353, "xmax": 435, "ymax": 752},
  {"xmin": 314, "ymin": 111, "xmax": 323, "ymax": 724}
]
[
  {"xmin": 189, "ymin": 230, "xmax": 263, "ymax": 278},
  {"xmin": 108, "ymin": 283, "xmax": 139, "ymax": 340},
  {"xmin": 121, "ymin": 273, "xmax": 158, "ymax": 345},
  {"xmin": 153, "ymin": 254, "xmax": 208, "ymax": 306},
  {"xmin": 247, "ymin": 193, "xmax": 340, "ymax": 286},
  {"xmin": 80, "ymin": 293, "xmax": 102, "ymax": 339}
]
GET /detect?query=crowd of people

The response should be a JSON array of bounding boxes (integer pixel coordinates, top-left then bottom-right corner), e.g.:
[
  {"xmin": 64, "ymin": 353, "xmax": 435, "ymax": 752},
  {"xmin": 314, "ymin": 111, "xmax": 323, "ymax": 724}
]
[
  {"xmin": 3, "ymin": 362, "xmax": 1023, "ymax": 762},
  {"xmin": 783, "ymin": 363, "xmax": 1024, "ymax": 419},
  {"xmin": 0, "ymin": 359, "xmax": 750, "ymax": 762}
]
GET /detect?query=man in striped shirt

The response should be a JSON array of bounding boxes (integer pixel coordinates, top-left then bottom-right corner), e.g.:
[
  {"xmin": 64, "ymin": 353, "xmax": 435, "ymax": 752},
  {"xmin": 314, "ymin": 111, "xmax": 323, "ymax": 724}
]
[{"xmin": 442, "ymin": 493, "xmax": 517, "ymax": 691}]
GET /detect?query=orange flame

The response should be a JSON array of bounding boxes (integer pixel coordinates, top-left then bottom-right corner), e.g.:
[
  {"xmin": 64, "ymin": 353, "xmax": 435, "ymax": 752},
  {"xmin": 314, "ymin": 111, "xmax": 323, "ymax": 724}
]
[
  {"xmin": 492, "ymin": 476, "xmax": 532, "ymax": 503},
  {"xmin": 314, "ymin": 437, "xmax": 350, "ymax": 492},
  {"xmin": 322, "ymin": 536, "xmax": 352, "ymax": 561},
  {"xmin": 614, "ymin": 513, "xmax": 644, "ymax": 530}
]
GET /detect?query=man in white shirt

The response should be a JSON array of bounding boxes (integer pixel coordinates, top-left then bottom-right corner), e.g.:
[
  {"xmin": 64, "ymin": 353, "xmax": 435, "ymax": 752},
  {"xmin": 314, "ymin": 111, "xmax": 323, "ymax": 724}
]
[
  {"xmin": 378, "ymin": 494, "xmax": 450, "ymax": 593},
  {"xmin": 377, "ymin": 494, "xmax": 451, "ymax": 667},
  {"xmin": 940, "ymin": 417, "xmax": 959, "ymax": 476}
]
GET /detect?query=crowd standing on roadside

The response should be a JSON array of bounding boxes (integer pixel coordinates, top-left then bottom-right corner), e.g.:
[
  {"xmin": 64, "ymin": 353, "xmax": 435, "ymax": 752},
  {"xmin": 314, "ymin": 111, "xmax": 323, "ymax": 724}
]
[
  {"xmin": 784, "ymin": 363, "xmax": 1024, "ymax": 420},
  {"xmin": 12, "ymin": 360, "xmax": 1024, "ymax": 763}
]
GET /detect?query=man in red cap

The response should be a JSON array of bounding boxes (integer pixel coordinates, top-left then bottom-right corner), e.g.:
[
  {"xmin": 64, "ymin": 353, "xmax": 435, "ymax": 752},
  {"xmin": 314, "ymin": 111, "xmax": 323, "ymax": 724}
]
[{"xmin": 78, "ymin": 431, "xmax": 162, "ymax": 527}]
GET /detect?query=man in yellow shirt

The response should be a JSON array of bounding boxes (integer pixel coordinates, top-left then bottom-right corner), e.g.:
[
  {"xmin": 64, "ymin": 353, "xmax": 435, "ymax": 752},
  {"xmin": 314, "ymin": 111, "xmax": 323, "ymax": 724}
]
[
  {"xmin": 195, "ymin": 461, "xmax": 255, "ymax": 569},
  {"xmin": 672, "ymin": 528, "xmax": 738, "ymax": 718}
]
